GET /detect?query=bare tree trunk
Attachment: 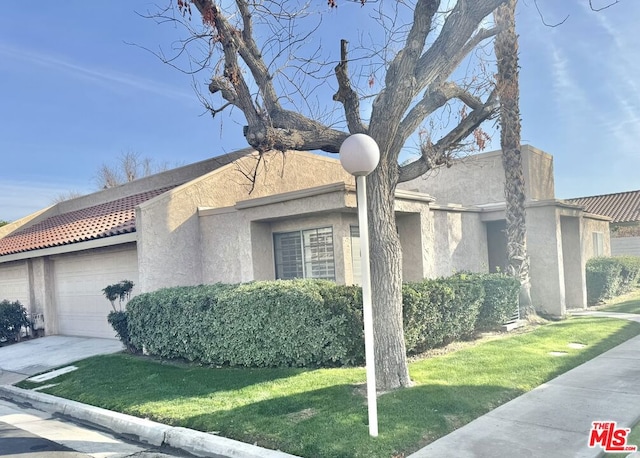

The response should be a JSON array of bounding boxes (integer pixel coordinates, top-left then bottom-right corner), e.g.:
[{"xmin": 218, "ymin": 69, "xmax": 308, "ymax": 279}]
[
  {"xmin": 368, "ymin": 161, "xmax": 411, "ymax": 390},
  {"xmin": 495, "ymin": 0, "xmax": 535, "ymax": 318}
]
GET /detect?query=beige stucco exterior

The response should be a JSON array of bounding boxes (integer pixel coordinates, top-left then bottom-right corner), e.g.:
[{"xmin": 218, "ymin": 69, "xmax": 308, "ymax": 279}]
[
  {"xmin": 136, "ymin": 151, "xmax": 354, "ymax": 292},
  {"xmin": 0, "ymin": 146, "xmax": 618, "ymax": 338},
  {"xmin": 399, "ymin": 145, "xmax": 555, "ymax": 205}
]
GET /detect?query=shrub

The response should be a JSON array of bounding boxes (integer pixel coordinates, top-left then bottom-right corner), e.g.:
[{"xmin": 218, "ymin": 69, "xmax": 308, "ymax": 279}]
[
  {"xmin": 586, "ymin": 257, "xmax": 622, "ymax": 305},
  {"xmin": 127, "ymin": 280, "xmax": 364, "ymax": 367},
  {"xmin": 107, "ymin": 311, "xmax": 136, "ymax": 353},
  {"xmin": 0, "ymin": 300, "xmax": 29, "ymax": 343},
  {"xmin": 126, "ymin": 273, "xmax": 520, "ymax": 366},
  {"xmin": 585, "ymin": 257, "xmax": 640, "ymax": 305},
  {"xmin": 474, "ymin": 273, "xmax": 520, "ymax": 331},
  {"xmin": 403, "ymin": 274, "xmax": 484, "ymax": 355},
  {"xmin": 617, "ymin": 256, "xmax": 640, "ymax": 293},
  {"xmin": 102, "ymin": 280, "xmax": 134, "ymax": 312}
]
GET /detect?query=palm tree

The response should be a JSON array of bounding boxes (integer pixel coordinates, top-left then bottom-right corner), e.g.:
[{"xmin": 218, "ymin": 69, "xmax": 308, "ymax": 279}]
[{"xmin": 494, "ymin": 0, "xmax": 535, "ymax": 318}]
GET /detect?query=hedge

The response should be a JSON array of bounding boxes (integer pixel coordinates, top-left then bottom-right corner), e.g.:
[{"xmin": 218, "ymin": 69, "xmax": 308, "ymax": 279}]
[
  {"xmin": 586, "ymin": 256, "xmax": 640, "ymax": 305},
  {"xmin": 121, "ymin": 273, "xmax": 519, "ymax": 368},
  {"xmin": 127, "ymin": 281, "xmax": 364, "ymax": 367},
  {"xmin": 475, "ymin": 273, "xmax": 521, "ymax": 331},
  {"xmin": 403, "ymin": 275, "xmax": 484, "ymax": 355}
]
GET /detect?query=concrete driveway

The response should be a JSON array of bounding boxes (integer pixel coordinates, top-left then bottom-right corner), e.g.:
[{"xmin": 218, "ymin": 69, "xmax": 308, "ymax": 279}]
[{"xmin": 0, "ymin": 336, "xmax": 123, "ymax": 385}]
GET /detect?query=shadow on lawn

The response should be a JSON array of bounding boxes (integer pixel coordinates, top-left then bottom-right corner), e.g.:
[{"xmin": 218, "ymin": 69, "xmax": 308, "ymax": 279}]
[
  {"xmin": 178, "ymin": 382, "xmax": 523, "ymax": 458},
  {"xmin": 36, "ymin": 318, "xmax": 640, "ymax": 458},
  {"xmin": 602, "ymin": 298, "xmax": 640, "ymax": 314}
]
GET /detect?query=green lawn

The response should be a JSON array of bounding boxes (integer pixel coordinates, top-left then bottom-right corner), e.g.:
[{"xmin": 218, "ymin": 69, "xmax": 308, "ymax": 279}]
[
  {"xmin": 19, "ymin": 317, "xmax": 640, "ymax": 458},
  {"xmin": 601, "ymin": 288, "xmax": 640, "ymax": 314}
]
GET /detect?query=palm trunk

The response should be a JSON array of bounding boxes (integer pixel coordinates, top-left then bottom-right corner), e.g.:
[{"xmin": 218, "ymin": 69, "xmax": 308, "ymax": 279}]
[{"xmin": 495, "ymin": 0, "xmax": 535, "ymax": 318}]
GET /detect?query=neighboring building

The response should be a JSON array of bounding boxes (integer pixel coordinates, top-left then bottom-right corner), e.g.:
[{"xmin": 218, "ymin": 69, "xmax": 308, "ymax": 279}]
[
  {"xmin": 565, "ymin": 190, "xmax": 640, "ymax": 257},
  {"xmin": 0, "ymin": 145, "xmax": 610, "ymax": 339}
]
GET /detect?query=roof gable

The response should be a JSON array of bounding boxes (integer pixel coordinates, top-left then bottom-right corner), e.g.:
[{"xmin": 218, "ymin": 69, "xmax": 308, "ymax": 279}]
[
  {"xmin": 566, "ymin": 190, "xmax": 640, "ymax": 223},
  {"xmin": 0, "ymin": 187, "xmax": 174, "ymax": 256}
]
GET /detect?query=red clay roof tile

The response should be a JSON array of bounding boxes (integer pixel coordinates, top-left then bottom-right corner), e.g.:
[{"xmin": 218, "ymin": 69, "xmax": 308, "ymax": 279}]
[
  {"xmin": 566, "ymin": 190, "xmax": 640, "ymax": 223},
  {"xmin": 0, "ymin": 187, "xmax": 174, "ymax": 256}
]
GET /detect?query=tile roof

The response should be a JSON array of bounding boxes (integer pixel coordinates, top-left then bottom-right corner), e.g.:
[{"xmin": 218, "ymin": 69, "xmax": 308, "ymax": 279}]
[
  {"xmin": 0, "ymin": 187, "xmax": 174, "ymax": 256},
  {"xmin": 566, "ymin": 190, "xmax": 640, "ymax": 223}
]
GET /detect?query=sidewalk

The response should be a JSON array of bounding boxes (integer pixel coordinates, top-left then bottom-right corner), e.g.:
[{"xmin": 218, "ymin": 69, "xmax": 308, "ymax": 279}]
[{"xmin": 409, "ymin": 311, "xmax": 640, "ymax": 458}]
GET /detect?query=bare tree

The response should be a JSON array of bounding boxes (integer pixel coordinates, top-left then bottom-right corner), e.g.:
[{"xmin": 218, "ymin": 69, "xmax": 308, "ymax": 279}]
[
  {"xmin": 95, "ymin": 151, "xmax": 169, "ymax": 189},
  {"xmin": 51, "ymin": 190, "xmax": 84, "ymax": 204},
  {"xmin": 494, "ymin": 0, "xmax": 535, "ymax": 318},
  {"xmin": 162, "ymin": 0, "xmax": 506, "ymax": 391}
]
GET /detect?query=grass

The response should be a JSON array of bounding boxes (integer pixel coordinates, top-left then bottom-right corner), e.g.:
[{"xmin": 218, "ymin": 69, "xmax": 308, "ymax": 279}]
[
  {"xmin": 600, "ymin": 288, "xmax": 640, "ymax": 314},
  {"xmin": 19, "ymin": 317, "xmax": 640, "ymax": 458}
]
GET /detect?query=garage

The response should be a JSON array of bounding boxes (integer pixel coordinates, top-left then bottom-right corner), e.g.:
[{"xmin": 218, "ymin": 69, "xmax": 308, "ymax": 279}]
[
  {"xmin": 0, "ymin": 261, "xmax": 29, "ymax": 306},
  {"xmin": 52, "ymin": 244, "xmax": 138, "ymax": 339}
]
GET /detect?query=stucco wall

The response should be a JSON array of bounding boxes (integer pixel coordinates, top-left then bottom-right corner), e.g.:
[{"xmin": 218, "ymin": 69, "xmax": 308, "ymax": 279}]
[
  {"xmin": 612, "ymin": 236, "xmax": 640, "ymax": 256},
  {"xmin": 138, "ymin": 151, "xmax": 353, "ymax": 293},
  {"xmin": 398, "ymin": 145, "xmax": 555, "ymax": 206},
  {"xmin": 582, "ymin": 217, "xmax": 612, "ymax": 260},
  {"xmin": 526, "ymin": 205, "xmax": 565, "ymax": 316},
  {"xmin": 200, "ymin": 207, "xmax": 357, "ymax": 285},
  {"xmin": 429, "ymin": 209, "xmax": 488, "ymax": 277},
  {"xmin": 27, "ymin": 257, "xmax": 55, "ymax": 333},
  {"xmin": 560, "ymin": 216, "xmax": 586, "ymax": 309}
]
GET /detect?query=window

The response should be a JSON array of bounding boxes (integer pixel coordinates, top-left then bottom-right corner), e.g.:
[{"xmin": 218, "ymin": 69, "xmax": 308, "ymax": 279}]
[
  {"xmin": 593, "ymin": 232, "xmax": 604, "ymax": 257},
  {"xmin": 274, "ymin": 227, "xmax": 335, "ymax": 280}
]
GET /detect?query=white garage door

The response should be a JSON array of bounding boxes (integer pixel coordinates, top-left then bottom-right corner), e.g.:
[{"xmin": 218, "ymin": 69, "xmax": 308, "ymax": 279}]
[
  {"xmin": 0, "ymin": 261, "xmax": 29, "ymax": 306},
  {"xmin": 53, "ymin": 245, "xmax": 138, "ymax": 339}
]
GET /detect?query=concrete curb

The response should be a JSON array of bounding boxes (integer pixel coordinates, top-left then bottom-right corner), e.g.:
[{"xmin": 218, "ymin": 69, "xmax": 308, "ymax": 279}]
[{"xmin": 0, "ymin": 385, "xmax": 298, "ymax": 458}]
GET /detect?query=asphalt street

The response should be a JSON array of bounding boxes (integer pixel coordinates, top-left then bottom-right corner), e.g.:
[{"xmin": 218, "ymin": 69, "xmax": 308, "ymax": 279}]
[{"xmin": 0, "ymin": 419, "xmax": 87, "ymax": 457}]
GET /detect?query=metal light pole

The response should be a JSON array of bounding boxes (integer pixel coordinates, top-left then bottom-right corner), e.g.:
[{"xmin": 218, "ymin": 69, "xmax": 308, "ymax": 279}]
[{"xmin": 339, "ymin": 133, "xmax": 380, "ymax": 437}]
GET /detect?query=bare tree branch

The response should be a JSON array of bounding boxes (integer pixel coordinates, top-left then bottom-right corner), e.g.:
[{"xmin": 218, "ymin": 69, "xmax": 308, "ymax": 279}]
[
  {"xmin": 415, "ymin": 1, "xmax": 506, "ymax": 87},
  {"xmin": 398, "ymin": 88, "xmax": 499, "ymax": 183},
  {"xmin": 533, "ymin": 0, "xmax": 569, "ymax": 27},
  {"xmin": 589, "ymin": 0, "xmax": 619, "ymax": 11},
  {"xmin": 333, "ymin": 39, "xmax": 365, "ymax": 134}
]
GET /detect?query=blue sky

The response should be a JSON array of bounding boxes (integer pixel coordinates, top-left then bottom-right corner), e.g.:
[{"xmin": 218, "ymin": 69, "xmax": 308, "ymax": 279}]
[{"xmin": 0, "ymin": 1, "xmax": 638, "ymax": 222}]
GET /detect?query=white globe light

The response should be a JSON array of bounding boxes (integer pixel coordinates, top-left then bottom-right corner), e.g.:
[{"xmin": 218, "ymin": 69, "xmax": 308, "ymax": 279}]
[{"xmin": 339, "ymin": 133, "xmax": 380, "ymax": 176}]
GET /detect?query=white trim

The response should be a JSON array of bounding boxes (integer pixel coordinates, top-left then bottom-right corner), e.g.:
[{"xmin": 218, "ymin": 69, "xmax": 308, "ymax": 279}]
[
  {"xmin": 0, "ymin": 233, "xmax": 137, "ymax": 264},
  {"xmin": 236, "ymin": 183, "xmax": 353, "ymax": 210},
  {"xmin": 198, "ymin": 206, "xmax": 236, "ymax": 217}
]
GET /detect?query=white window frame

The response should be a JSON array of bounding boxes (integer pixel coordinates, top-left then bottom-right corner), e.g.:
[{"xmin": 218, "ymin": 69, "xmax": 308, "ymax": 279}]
[
  {"xmin": 593, "ymin": 232, "xmax": 604, "ymax": 257},
  {"xmin": 273, "ymin": 227, "xmax": 336, "ymax": 280}
]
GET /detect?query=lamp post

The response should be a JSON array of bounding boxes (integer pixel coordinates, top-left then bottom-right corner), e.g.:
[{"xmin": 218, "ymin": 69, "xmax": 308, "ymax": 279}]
[{"xmin": 339, "ymin": 133, "xmax": 380, "ymax": 437}]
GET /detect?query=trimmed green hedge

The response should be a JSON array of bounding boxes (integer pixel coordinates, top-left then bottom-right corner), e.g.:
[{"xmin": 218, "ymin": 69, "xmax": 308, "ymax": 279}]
[
  {"xmin": 127, "ymin": 281, "xmax": 364, "ymax": 367},
  {"xmin": 586, "ymin": 256, "xmax": 640, "ymax": 305},
  {"xmin": 475, "ymin": 274, "xmax": 521, "ymax": 331},
  {"xmin": 403, "ymin": 275, "xmax": 484, "ymax": 355},
  {"xmin": 123, "ymin": 273, "xmax": 519, "ymax": 368}
]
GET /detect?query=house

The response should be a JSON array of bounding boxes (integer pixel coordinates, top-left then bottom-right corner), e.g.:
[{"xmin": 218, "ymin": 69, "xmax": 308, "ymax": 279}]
[
  {"xmin": 565, "ymin": 190, "xmax": 640, "ymax": 257},
  {"xmin": 0, "ymin": 145, "xmax": 610, "ymax": 339}
]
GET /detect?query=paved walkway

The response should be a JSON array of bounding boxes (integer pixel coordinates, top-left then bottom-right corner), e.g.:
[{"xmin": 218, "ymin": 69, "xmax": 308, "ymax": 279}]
[{"xmin": 409, "ymin": 311, "xmax": 640, "ymax": 458}]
